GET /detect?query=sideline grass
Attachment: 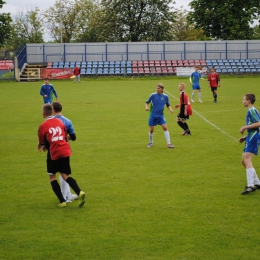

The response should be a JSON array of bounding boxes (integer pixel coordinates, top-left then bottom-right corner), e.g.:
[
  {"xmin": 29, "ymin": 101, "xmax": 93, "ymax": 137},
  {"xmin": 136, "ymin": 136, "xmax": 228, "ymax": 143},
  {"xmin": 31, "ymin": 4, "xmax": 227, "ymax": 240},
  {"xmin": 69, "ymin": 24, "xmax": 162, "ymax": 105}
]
[{"xmin": 1, "ymin": 77, "xmax": 260, "ymax": 259}]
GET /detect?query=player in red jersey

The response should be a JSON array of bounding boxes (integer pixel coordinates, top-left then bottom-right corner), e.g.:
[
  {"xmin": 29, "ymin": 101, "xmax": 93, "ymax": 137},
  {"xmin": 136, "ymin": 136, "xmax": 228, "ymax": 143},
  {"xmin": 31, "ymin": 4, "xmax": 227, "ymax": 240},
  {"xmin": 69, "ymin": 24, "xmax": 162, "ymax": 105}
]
[
  {"xmin": 208, "ymin": 67, "xmax": 220, "ymax": 103},
  {"xmin": 175, "ymin": 82, "xmax": 192, "ymax": 135},
  {"xmin": 38, "ymin": 104, "xmax": 85, "ymax": 208}
]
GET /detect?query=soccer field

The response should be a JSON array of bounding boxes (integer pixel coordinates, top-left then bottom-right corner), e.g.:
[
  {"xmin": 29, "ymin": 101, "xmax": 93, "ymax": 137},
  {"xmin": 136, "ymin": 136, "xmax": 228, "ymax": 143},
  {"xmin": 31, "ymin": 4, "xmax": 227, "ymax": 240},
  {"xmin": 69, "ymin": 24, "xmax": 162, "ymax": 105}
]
[{"xmin": 1, "ymin": 76, "xmax": 260, "ymax": 259}]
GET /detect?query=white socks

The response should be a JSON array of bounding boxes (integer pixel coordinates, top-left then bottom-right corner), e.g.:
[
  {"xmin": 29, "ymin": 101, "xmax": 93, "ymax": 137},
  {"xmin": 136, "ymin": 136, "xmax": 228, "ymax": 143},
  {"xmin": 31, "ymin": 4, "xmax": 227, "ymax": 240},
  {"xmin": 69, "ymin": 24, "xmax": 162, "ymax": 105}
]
[
  {"xmin": 164, "ymin": 130, "xmax": 171, "ymax": 144},
  {"xmin": 246, "ymin": 168, "xmax": 260, "ymax": 187},
  {"xmin": 149, "ymin": 132, "xmax": 153, "ymax": 143},
  {"xmin": 59, "ymin": 175, "xmax": 72, "ymax": 200}
]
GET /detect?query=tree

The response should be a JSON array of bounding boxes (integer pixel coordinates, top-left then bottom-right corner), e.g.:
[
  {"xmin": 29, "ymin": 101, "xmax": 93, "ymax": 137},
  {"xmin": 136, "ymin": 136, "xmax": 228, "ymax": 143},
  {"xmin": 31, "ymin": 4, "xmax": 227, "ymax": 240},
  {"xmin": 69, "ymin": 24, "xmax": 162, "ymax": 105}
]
[
  {"xmin": 97, "ymin": 0, "xmax": 176, "ymax": 42},
  {"xmin": 171, "ymin": 7, "xmax": 210, "ymax": 41},
  {"xmin": 9, "ymin": 7, "xmax": 44, "ymax": 51},
  {"xmin": 73, "ymin": 0, "xmax": 102, "ymax": 42},
  {"xmin": 44, "ymin": 0, "xmax": 98, "ymax": 43},
  {"xmin": 187, "ymin": 0, "xmax": 259, "ymax": 40},
  {"xmin": 0, "ymin": 0, "xmax": 12, "ymax": 47}
]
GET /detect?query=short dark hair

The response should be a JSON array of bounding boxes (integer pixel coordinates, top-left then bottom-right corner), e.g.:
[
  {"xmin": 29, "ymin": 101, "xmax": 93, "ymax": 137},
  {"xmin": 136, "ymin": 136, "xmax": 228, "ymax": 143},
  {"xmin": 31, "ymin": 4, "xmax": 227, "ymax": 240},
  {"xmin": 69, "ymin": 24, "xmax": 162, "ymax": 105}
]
[
  {"xmin": 42, "ymin": 104, "xmax": 52, "ymax": 116},
  {"xmin": 44, "ymin": 77, "xmax": 49, "ymax": 80},
  {"xmin": 245, "ymin": 94, "xmax": 256, "ymax": 104},
  {"xmin": 52, "ymin": 101, "xmax": 62, "ymax": 112}
]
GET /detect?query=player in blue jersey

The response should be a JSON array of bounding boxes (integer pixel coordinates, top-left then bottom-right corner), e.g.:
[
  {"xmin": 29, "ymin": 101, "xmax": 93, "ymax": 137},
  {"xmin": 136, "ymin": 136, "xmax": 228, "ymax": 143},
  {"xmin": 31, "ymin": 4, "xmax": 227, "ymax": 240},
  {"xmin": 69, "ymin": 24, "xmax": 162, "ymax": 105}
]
[
  {"xmin": 40, "ymin": 77, "xmax": 58, "ymax": 104},
  {"xmin": 190, "ymin": 66, "xmax": 202, "ymax": 103},
  {"xmin": 145, "ymin": 83, "xmax": 174, "ymax": 148},
  {"xmin": 239, "ymin": 94, "xmax": 260, "ymax": 194},
  {"xmin": 52, "ymin": 102, "xmax": 78, "ymax": 202}
]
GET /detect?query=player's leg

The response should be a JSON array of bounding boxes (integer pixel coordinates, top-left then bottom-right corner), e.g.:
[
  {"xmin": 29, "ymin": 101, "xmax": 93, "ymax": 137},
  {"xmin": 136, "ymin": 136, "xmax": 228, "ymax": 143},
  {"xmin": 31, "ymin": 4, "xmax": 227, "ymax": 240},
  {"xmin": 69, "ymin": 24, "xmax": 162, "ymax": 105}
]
[
  {"xmin": 198, "ymin": 88, "xmax": 202, "ymax": 103},
  {"xmin": 241, "ymin": 152, "xmax": 256, "ymax": 194},
  {"xmin": 147, "ymin": 117, "xmax": 155, "ymax": 147},
  {"xmin": 161, "ymin": 123, "xmax": 174, "ymax": 148},
  {"xmin": 61, "ymin": 174, "xmax": 85, "ymax": 207},
  {"xmin": 48, "ymin": 159, "xmax": 66, "ymax": 207},
  {"xmin": 176, "ymin": 116, "xmax": 185, "ymax": 131},
  {"xmin": 59, "ymin": 175, "xmax": 77, "ymax": 202},
  {"xmin": 191, "ymin": 89, "xmax": 195, "ymax": 102},
  {"xmin": 182, "ymin": 119, "xmax": 191, "ymax": 135},
  {"xmin": 214, "ymin": 89, "xmax": 217, "ymax": 102},
  {"xmin": 49, "ymin": 174, "xmax": 67, "ymax": 206}
]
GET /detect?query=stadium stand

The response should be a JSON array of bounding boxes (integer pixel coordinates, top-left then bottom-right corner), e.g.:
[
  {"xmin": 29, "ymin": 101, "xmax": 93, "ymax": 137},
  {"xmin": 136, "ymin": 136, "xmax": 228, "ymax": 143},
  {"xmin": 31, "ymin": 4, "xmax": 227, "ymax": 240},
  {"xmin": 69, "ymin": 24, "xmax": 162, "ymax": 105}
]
[{"xmin": 35, "ymin": 58, "xmax": 260, "ymax": 78}]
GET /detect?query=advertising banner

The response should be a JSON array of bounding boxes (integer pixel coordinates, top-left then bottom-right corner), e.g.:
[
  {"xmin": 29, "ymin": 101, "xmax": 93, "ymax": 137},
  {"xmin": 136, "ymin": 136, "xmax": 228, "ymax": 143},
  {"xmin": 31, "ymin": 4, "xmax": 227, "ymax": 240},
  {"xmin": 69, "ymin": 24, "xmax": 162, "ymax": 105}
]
[
  {"xmin": 0, "ymin": 59, "xmax": 14, "ymax": 70},
  {"xmin": 41, "ymin": 68, "xmax": 74, "ymax": 79}
]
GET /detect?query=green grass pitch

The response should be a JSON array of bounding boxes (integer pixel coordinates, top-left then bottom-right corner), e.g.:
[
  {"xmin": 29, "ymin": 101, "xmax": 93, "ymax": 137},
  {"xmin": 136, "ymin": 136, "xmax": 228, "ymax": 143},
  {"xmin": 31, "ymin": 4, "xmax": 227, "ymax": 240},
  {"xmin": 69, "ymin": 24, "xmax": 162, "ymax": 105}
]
[{"xmin": 1, "ymin": 76, "xmax": 260, "ymax": 259}]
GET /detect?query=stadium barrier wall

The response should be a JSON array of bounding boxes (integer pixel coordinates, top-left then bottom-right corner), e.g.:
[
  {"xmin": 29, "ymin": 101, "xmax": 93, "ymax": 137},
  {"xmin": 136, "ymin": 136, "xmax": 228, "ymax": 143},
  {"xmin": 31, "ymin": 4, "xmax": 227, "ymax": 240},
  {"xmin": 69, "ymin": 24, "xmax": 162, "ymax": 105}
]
[{"xmin": 22, "ymin": 40, "xmax": 260, "ymax": 65}]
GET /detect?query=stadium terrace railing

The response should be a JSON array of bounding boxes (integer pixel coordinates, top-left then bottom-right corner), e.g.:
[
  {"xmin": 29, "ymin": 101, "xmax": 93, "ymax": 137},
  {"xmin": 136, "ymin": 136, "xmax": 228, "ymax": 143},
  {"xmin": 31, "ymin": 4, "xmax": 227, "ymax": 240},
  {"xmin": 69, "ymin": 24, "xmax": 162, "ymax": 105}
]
[{"xmin": 17, "ymin": 41, "xmax": 260, "ymax": 67}]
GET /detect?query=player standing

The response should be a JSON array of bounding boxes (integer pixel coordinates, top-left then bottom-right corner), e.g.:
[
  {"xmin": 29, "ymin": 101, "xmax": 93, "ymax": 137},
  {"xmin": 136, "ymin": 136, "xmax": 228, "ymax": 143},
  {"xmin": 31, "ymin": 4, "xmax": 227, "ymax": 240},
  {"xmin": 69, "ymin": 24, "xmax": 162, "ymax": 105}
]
[
  {"xmin": 145, "ymin": 83, "xmax": 174, "ymax": 148},
  {"xmin": 190, "ymin": 66, "xmax": 202, "ymax": 103},
  {"xmin": 175, "ymin": 82, "xmax": 192, "ymax": 135},
  {"xmin": 239, "ymin": 94, "xmax": 260, "ymax": 194},
  {"xmin": 208, "ymin": 67, "xmax": 221, "ymax": 103},
  {"xmin": 40, "ymin": 77, "xmax": 58, "ymax": 104}
]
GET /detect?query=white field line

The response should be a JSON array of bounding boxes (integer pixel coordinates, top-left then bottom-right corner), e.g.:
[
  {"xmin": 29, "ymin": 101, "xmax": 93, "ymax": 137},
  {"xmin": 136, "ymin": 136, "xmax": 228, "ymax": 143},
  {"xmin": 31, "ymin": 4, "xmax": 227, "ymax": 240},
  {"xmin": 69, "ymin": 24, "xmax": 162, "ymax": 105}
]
[{"xmin": 164, "ymin": 89, "xmax": 238, "ymax": 142}]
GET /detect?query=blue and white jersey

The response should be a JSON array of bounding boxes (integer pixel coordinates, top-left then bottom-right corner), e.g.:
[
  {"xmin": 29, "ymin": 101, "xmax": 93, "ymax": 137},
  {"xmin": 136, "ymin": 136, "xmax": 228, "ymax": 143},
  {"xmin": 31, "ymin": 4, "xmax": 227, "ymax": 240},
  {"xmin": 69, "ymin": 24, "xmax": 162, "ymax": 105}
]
[
  {"xmin": 190, "ymin": 71, "xmax": 201, "ymax": 87},
  {"xmin": 40, "ymin": 84, "xmax": 58, "ymax": 104},
  {"xmin": 54, "ymin": 115, "xmax": 75, "ymax": 135},
  {"xmin": 146, "ymin": 93, "xmax": 170, "ymax": 117},
  {"xmin": 246, "ymin": 107, "xmax": 260, "ymax": 136}
]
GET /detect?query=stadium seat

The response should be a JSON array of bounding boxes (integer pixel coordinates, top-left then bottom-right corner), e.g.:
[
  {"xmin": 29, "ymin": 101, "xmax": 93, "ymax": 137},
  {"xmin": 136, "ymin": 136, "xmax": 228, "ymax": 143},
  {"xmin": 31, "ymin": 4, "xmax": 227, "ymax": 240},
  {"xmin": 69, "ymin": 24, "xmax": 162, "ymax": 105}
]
[
  {"xmin": 251, "ymin": 68, "xmax": 257, "ymax": 73},
  {"xmin": 216, "ymin": 69, "xmax": 221, "ymax": 73},
  {"xmin": 86, "ymin": 69, "xmax": 92, "ymax": 75},
  {"xmin": 47, "ymin": 62, "xmax": 52, "ymax": 68},
  {"xmin": 239, "ymin": 68, "xmax": 245, "ymax": 73},
  {"xmin": 221, "ymin": 69, "xmax": 227, "ymax": 73},
  {"xmin": 251, "ymin": 59, "xmax": 256, "ymax": 62}
]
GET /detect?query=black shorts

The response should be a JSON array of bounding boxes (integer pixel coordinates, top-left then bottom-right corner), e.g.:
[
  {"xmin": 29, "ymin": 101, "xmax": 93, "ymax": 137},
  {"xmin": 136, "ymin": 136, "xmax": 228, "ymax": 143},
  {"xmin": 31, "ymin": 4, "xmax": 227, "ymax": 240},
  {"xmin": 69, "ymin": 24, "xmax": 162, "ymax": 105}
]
[
  {"xmin": 46, "ymin": 156, "xmax": 71, "ymax": 175},
  {"xmin": 177, "ymin": 113, "xmax": 189, "ymax": 121},
  {"xmin": 210, "ymin": 87, "xmax": 217, "ymax": 92}
]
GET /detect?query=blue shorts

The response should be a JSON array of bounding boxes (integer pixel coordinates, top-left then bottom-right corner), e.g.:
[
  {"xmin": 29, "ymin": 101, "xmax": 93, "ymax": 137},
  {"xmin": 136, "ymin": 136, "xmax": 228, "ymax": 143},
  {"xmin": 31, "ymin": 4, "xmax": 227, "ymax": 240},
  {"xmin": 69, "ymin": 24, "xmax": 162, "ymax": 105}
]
[
  {"xmin": 148, "ymin": 116, "xmax": 166, "ymax": 126},
  {"xmin": 192, "ymin": 84, "xmax": 201, "ymax": 90},
  {"xmin": 244, "ymin": 133, "xmax": 260, "ymax": 155}
]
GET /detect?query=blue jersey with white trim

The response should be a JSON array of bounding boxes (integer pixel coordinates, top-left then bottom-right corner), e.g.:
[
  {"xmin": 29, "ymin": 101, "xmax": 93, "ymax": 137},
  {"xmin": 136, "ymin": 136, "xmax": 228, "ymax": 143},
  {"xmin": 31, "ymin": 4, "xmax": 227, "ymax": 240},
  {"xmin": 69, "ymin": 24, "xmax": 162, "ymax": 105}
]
[
  {"xmin": 246, "ymin": 107, "xmax": 260, "ymax": 138},
  {"xmin": 190, "ymin": 71, "xmax": 201, "ymax": 86},
  {"xmin": 146, "ymin": 93, "xmax": 170, "ymax": 117},
  {"xmin": 40, "ymin": 84, "xmax": 58, "ymax": 104}
]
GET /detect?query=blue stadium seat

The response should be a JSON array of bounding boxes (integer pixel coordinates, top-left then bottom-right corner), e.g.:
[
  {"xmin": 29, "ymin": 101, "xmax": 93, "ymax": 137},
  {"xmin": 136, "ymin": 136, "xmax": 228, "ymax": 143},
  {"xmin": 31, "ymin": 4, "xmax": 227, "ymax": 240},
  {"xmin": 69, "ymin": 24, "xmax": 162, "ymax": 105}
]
[
  {"xmin": 239, "ymin": 68, "xmax": 245, "ymax": 73},
  {"xmin": 251, "ymin": 59, "xmax": 256, "ymax": 62},
  {"xmin": 228, "ymin": 59, "xmax": 234, "ymax": 63},
  {"xmin": 251, "ymin": 68, "xmax": 257, "ymax": 73},
  {"xmin": 221, "ymin": 69, "xmax": 227, "ymax": 73},
  {"xmin": 86, "ymin": 69, "xmax": 92, "ymax": 75}
]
